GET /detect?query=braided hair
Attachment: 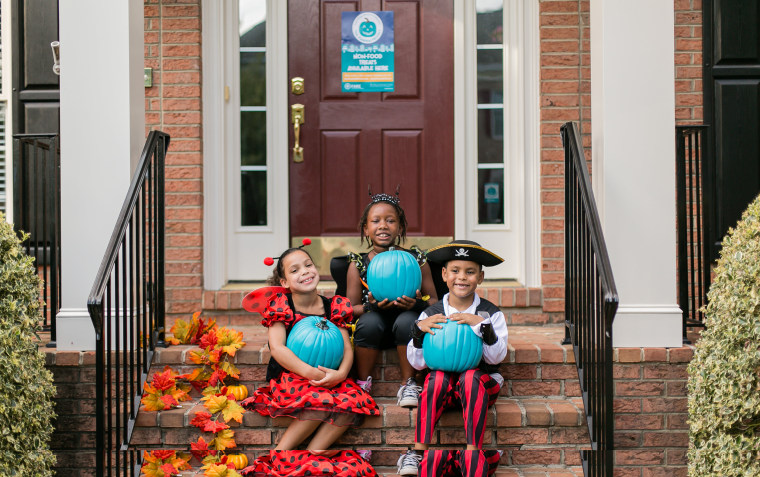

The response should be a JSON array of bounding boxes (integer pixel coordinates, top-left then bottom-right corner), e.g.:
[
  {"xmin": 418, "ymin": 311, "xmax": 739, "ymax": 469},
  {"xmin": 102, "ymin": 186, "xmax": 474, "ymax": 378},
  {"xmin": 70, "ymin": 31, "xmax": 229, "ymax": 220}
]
[{"xmin": 358, "ymin": 184, "xmax": 408, "ymax": 248}]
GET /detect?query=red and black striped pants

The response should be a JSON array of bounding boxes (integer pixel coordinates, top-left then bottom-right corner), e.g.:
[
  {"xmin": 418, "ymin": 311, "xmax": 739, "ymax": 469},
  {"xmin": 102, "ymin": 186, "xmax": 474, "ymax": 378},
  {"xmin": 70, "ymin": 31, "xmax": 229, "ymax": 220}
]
[
  {"xmin": 415, "ymin": 369, "xmax": 501, "ymax": 448},
  {"xmin": 419, "ymin": 449, "xmax": 501, "ymax": 477}
]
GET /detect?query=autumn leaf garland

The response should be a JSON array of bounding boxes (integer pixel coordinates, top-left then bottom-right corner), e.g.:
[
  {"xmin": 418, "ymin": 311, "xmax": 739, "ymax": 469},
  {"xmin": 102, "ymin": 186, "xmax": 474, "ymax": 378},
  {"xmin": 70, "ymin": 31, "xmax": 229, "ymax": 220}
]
[{"xmin": 141, "ymin": 314, "xmax": 248, "ymax": 476}]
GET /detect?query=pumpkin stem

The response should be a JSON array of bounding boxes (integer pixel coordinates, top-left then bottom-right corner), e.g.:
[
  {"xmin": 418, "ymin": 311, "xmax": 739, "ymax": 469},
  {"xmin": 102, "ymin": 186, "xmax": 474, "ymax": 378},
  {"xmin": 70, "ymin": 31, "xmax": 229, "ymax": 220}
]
[{"xmin": 317, "ymin": 318, "xmax": 330, "ymax": 330}]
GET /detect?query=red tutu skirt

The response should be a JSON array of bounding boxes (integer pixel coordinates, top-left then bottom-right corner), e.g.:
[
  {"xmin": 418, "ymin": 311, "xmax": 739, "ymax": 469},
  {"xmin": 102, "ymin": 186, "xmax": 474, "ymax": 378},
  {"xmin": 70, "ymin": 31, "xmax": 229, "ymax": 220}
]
[
  {"xmin": 242, "ymin": 450, "xmax": 377, "ymax": 477},
  {"xmin": 242, "ymin": 371, "xmax": 379, "ymax": 427}
]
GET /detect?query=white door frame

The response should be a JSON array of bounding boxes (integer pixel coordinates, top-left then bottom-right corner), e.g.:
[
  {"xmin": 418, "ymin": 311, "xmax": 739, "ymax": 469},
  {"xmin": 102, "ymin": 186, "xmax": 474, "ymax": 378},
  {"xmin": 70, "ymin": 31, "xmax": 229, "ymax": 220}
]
[{"xmin": 203, "ymin": 0, "xmax": 540, "ymax": 289}]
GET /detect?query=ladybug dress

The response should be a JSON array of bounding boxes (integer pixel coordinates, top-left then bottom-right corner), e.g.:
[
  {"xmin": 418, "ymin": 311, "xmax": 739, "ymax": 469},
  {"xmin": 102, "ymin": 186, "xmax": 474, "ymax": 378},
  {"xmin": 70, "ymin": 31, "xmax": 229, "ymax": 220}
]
[
  {"xmin": 242, "ymin": 450, "xmax": 376, "ymax": 477},
  {"xmin": 241, "ymin": 291, "xmax": 379, "ymax": 427}
]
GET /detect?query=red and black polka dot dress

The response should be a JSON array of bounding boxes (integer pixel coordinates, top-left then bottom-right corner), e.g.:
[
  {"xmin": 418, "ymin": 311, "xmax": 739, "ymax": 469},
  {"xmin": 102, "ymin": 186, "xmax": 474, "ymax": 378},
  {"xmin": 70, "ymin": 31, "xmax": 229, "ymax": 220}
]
[
  {"xmin": 241, "ymin": 292, "xmax": 379, "ymax": 427},
  {"xmin": 242, "ymin": 450, "xmax": 376, "ymax": 476}
]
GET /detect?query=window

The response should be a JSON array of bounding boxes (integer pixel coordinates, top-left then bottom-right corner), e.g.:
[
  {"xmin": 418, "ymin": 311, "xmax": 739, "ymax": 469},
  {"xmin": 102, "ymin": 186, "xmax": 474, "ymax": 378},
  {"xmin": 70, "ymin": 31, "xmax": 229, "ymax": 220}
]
[
  {"xmin": 239, "ymin": 0, "xmax": 267, "ymax": 226},
  {"xmin": 475, "ymin": 0, "xmax": 505, "ymax": 225}
]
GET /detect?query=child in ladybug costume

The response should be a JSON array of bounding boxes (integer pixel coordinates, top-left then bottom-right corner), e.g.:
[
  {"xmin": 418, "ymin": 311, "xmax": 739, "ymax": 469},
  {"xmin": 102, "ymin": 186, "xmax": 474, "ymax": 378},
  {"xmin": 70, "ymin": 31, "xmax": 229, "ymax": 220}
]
[
  {"xmin": 397, "ymin": 240, "xmax": 508, "ymax": 477},
  {"xmin": 240, "ymin": 240, "xmax": 378, "ymax": 476}
]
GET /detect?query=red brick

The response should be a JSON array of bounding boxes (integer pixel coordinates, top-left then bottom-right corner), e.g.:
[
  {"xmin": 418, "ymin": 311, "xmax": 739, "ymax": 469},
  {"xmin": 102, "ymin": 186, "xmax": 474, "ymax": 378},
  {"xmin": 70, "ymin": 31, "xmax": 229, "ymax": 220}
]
[
  {"xmin": 615, "ymin": 449, "xmax": 665, "ymax": 466},
  {"xmin": 615, "ymin": 382, "xmax": 665, "ymax": 397},
  {"xmin": 617, "ymin": 349, "xmax": 642, "ymax": 363},
  {"xmin": 615, "ymin": 414, "xmax": 664, "ymax": 430},
  {"xmin": 643, "ymin": 431, "xmax": 688, "ymax": 447}
]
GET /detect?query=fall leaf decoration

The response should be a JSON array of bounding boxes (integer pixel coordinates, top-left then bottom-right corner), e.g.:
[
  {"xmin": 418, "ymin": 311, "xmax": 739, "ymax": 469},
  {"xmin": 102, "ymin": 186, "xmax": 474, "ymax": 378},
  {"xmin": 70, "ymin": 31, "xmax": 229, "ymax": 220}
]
[
  {"xmin": 184, "ymin": 325, "xmax": 244, "ymax": 390},
  {"xmin": 168, "ymin": 311, "xmax": 217, "ymax": 345},
  {"xmin": 190, "ymin": 436, "xmax": 218, "ymax": 461},
  {"xmin": 142, "ymin": 314, "xmax": 249, "ymax": 475},
  {"xmin": 141, "ymin": 450, "xmax": 192, "ymax": 477},
  {"xmin": 141, "ymin": 367, "xmax": 192, "ymax": 412},
  {"xmin": 202, "ymin": 463, "xmax": 242, "ymax": 477},
  {"xmin": 202, "ymin": 393, "xmax": 246, "ymax": 424}
]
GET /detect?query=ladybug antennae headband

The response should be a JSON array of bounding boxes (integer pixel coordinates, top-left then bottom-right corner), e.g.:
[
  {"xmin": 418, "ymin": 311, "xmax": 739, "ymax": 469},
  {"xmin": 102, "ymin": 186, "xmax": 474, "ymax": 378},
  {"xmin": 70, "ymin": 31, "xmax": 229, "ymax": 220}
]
[{"xmin": 263, "ymin": 238, "xmax": 312, "ymax": 266}]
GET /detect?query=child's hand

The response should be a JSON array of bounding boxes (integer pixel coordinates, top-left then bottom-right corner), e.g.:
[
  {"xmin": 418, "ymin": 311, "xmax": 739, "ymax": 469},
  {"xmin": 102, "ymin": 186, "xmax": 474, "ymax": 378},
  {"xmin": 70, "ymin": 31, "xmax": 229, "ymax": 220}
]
[
  {"xmin": 366, "ymin": 292, "xmax": 392, "ymax": 312},
  {"xmin": 393, "ymin": 291, "xmax": 418, "ymax": 310},
  {"xmin": 309, "ymin": 365, "xmax": 347, "ymax": 388},
  {"xmin": 450, "ymin": 312, "xmax": 485, "ymax": 326},
  {"xmin": 417, "ymin": 314, "xmax": 447, "ymax": 335}
]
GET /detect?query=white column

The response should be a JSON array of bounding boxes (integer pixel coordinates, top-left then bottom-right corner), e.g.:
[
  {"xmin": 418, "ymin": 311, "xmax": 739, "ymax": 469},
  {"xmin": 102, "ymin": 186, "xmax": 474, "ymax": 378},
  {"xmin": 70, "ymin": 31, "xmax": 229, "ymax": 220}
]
[
  {"xmin": 590, "ymin": 0, "xmax": 682, "ymax": 347},
  {"xmin": 56, "ymin": 0, "xmax": 145, "ymax": 350}
]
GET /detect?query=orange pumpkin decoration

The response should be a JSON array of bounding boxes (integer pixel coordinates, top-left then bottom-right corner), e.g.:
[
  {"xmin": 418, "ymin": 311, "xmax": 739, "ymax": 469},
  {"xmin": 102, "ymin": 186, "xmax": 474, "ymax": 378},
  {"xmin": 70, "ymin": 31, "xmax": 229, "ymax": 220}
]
[
  {"xmin": 226, "ymin": 384, "xmax": 249, "ymax": 401},
  {"xmin": 226, "ymin": 453, "xmax": 248, "ymax": 470}
]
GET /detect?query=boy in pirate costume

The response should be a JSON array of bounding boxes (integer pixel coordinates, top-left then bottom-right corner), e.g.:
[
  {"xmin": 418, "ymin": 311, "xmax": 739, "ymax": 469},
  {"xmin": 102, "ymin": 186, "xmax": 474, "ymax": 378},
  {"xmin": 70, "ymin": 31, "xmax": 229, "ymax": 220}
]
[{"xmin": 397, "ymin": 240, "xmax": 508, "ymax": 476}]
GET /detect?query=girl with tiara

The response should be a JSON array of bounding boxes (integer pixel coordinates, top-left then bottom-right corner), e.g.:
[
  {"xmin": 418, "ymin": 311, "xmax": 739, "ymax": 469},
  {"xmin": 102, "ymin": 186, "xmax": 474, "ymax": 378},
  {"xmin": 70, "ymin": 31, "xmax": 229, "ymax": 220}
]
[
  {"xmin": 240, "ymin": 239, "xmax": 378, "ymax": 476},
  {"xmin": 347, "ymin": 187, "xmax": 439, "ymax": 408}
]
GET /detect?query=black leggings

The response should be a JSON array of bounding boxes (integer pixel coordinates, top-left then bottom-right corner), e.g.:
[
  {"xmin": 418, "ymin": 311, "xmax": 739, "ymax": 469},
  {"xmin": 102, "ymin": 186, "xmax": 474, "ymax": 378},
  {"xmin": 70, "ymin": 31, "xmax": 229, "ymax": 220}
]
[{"xmin": 352, "ymin": 310, "xmax": 418, "ymax": 349}]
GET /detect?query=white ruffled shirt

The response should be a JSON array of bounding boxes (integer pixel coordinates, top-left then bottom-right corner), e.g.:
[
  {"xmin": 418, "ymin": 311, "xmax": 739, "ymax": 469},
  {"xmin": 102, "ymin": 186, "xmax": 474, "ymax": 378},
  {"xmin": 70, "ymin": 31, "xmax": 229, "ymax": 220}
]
[{"xmin": 407, "ymin": 293, "xmax": 508, "ymax": 387}]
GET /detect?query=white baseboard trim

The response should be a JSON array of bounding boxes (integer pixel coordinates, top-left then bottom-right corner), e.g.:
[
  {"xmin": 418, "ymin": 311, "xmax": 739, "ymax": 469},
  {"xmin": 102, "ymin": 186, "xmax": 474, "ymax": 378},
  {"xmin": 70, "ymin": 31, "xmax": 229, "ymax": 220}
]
[
  {"xmin": 612, "ymin": 304, "xmax": 683, "ymax": 348},
  {"xmin": 56, "ymin": 308, "xmax": 96, "ymax": 351}
]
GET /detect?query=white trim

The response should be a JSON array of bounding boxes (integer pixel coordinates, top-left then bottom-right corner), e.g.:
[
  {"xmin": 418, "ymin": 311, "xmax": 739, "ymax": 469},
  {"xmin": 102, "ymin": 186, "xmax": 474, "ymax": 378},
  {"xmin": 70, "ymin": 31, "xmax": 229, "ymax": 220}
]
[
  {"xmin": 522, "ymin": 0, "xmax": 541, "ymax": 287},
  {"xmin": 1, "ymin": 0, "xmax": 13, "ymax": 221},
  {"xmin": 202, "ymin": 0, "xmax": 227, "ymax": 290},
  {"xmin": 612, "ymin": 305, "xmax": 683, "ymax": 348},
  {"xmin": 453, "ymin": 0, "xmax": 466, "ymax": 239},
  {"xmin": 55, "ymin": 309, "xmax": 96, "ymax": 350}
]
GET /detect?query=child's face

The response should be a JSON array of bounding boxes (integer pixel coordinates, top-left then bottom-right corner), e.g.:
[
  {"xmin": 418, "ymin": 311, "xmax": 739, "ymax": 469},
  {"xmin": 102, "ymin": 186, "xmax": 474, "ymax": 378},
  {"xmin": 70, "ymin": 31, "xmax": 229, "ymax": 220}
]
[
  {"xmin": 279, "ymin": 250, "xmax": 319, "ymax": 293},
  {"xmin": 364, "ymin": 202, "xmax": 400, "ymax": 248},
  {"xmin": 442, "ymin": 260, "xmax": 484, "ymax": 300}
]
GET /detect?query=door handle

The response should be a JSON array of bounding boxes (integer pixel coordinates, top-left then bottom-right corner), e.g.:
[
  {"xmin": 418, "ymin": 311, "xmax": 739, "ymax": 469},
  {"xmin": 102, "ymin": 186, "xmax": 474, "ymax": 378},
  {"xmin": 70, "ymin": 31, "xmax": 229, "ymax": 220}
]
[{"xmin": 291, "ymin": 103, "xmax": 305, "ymax": 163}]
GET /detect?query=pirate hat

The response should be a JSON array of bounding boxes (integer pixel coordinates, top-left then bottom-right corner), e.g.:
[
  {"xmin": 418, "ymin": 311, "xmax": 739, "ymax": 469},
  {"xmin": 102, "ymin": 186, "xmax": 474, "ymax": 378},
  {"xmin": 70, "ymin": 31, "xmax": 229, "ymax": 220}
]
[{"xmin": 426, "ymin": 240, "xmax": 504, "ymax": 267}]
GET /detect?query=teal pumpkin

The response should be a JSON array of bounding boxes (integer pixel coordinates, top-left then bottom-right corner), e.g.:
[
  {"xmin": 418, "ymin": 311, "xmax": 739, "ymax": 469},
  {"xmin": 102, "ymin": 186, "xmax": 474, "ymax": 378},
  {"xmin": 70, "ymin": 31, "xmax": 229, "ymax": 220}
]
[
  {"xmin": 359, "ymin": 20, "xmax": 377, "ymax": 37},
  {"xmin": 367, "ymin": 249, "xmax": 422, "ymax": 302},
  {"xmin": 423, "ymin": 319, "xmax": 483, "ymax": 373},
  {"xmin": 286, "ymin": 316, "xmax": 344, "ymax": 370}
]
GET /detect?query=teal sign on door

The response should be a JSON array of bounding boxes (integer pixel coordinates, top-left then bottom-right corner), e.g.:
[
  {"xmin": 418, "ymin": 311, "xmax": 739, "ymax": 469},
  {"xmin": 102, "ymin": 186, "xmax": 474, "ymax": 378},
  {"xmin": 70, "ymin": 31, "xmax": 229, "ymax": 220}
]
[{"xmin": 341, "ymin": 11, "xmax": 394, "ymax": 92}]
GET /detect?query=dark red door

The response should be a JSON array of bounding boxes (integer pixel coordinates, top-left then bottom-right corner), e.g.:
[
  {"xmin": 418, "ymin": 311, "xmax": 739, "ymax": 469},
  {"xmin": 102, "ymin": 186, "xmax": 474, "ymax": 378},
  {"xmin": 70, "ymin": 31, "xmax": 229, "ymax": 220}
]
[{"xmin": 288, "ymin": 0, "xmax": 454, "ymax": 240}]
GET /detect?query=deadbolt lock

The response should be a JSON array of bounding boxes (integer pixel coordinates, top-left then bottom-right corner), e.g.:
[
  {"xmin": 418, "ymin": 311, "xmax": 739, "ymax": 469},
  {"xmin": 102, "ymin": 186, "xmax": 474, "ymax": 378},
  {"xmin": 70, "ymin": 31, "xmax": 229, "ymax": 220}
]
[{"xmin": 291, "ymin": 77, "xmax": 305, "ymax": 95}]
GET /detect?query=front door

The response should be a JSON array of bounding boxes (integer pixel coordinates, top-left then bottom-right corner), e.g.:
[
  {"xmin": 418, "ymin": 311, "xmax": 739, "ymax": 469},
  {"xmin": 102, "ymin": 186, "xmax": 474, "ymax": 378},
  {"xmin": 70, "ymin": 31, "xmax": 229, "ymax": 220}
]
[{"xmin": 287, "ymin": 0, "xmax": 454, "ymax": 258}]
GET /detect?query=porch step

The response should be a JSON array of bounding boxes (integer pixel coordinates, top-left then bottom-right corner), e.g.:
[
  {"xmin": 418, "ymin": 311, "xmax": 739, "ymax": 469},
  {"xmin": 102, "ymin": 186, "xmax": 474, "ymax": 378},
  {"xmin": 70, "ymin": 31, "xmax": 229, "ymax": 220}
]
[
  {"xmin": 132, "ymin": 325, "xmax": 587, "ymax": 474},
  {"xmin": 132, "ymin": 395, "xmax": 587, "ymax": 448},
  {"xmin": 151, "ymin": 324, "xmax": 580, "ymax": 400},
  {"xmin": 169, "ymin": 464, "xmax": 584, "ymax": 477}
]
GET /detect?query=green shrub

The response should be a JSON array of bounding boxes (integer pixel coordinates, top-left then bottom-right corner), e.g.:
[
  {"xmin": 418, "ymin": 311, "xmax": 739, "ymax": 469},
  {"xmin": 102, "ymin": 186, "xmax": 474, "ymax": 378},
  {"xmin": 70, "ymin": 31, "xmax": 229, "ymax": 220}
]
[
  {"xmin": 0, "ymin": 212, "xmax": 56, "ymax": 475},
  {"xmin": 687, "ymin": 195, "xmax": 760, "ymax": 476}
]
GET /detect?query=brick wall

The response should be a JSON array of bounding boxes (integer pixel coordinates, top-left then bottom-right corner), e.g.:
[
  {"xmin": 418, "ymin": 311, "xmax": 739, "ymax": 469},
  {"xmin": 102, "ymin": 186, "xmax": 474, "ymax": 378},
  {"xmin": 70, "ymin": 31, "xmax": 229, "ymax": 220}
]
[
  {"xmin": 675, "ymin": 0, "xmax": 703, "ymax": 124},
  {"xmin": 538, "ymin": 0, "xmax": 590, "ymax": 318},
  {"xmin": 145, "ymin": 0, "xmax": 205, "ymax": 319},
  {"xmin": 47, "ymin": 350, "xmax": 97, "ymax": 477},
  {"xmin": 613, "ymin": 347, "xmax": 694, "ymax": 477}
]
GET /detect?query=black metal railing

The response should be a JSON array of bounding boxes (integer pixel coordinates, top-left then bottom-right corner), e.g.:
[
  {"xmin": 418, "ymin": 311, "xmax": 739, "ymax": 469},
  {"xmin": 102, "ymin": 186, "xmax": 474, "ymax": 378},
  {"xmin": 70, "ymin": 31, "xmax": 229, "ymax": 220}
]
[
  {"xmin": 12, "ymin": 134, "xmax": 61, "ymax": 346},
  {"xmin": 87, "ymin": 131, "xmax": 169, "ymax": 477},
  {"xmin": 561, "ymin": 121, "xmax": 619, "ymax": 477},
  {"xmin": 675, "ymin": 125, "xmax": 710, "ymax": 343}
]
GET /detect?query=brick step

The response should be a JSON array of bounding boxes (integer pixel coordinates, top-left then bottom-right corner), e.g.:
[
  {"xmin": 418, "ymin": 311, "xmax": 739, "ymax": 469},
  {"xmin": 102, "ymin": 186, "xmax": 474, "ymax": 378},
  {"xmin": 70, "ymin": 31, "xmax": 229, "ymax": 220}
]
[
  {"xmin": 152, "ymin": 325, "xmax": 581, "ymax": 399},
  {"xmin": 131, "ymin": 395, "xmax": 588, "ymax": 451},
  {"xmin": 172, "ymin": 466, "xmax": 583, "ymax": 477}
]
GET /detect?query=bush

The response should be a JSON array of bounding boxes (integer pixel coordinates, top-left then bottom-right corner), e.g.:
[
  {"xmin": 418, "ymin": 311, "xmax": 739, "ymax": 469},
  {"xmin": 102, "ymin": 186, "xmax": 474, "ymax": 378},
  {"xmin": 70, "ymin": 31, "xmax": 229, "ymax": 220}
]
[
  {"xmin": 0, "ymin": 213, "xmax": 56, "ymax": 475},
  {"xmin": 687, "ymin": 195, "xmax": 760, "ymax": 476}
]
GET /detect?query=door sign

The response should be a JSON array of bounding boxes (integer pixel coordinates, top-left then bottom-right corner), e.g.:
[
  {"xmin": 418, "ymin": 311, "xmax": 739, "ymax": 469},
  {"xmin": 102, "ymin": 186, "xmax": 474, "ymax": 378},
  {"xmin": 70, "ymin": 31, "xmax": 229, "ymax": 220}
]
[{"xmin": 341, "ymin": 11, "xmax": 394, "ymax": 92}]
